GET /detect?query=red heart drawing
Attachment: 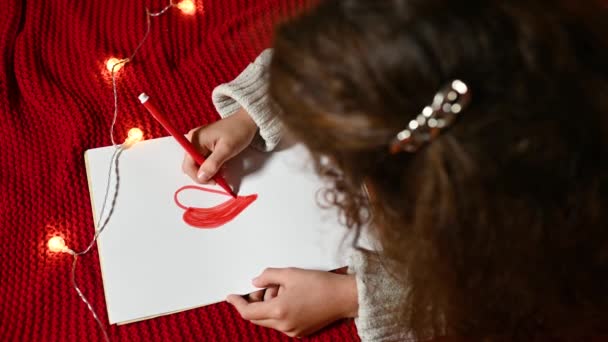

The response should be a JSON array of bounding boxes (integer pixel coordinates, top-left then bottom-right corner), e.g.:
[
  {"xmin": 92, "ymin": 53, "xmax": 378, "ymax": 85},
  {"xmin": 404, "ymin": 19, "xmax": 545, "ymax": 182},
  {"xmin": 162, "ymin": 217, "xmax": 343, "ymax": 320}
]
[{"xmin": 174, "ymin": 185, "xmax": 258, "ymax": 229}]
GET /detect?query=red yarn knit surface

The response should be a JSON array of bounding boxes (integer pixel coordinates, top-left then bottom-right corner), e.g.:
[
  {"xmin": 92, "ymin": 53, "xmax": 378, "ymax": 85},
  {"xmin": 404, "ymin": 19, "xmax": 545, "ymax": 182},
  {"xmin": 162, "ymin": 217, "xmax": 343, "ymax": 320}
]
[{"xmin": 0, "ymin": 0, "xmax": 359, "ymax": 341}]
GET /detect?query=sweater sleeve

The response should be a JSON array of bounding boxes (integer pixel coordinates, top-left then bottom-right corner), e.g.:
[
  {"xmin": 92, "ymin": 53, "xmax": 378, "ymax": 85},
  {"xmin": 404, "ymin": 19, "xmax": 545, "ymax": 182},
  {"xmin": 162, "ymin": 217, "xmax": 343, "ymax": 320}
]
[
  {"xmin": 211, "ymin": 49, "xmax": 282, "ymax": 151},
  {"xmin": 349, "ymin": 249, "xmax": 416, "ymax": 342}
]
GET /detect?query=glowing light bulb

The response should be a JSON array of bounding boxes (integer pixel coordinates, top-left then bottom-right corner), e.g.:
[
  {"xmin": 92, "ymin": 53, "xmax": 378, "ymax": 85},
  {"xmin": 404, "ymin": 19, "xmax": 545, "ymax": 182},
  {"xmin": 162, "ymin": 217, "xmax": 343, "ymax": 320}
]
[
  {"xmin": 48, "ymin": 236, "xmax": 67, "ymax": 253},
  {"xmin": 106, "ymin": 57, "xmax": 126, "ymax": 73},
  {"xmin": 177, "ymin": 0, "xmax": 196, "ymax": 15},
  {"xmin": 128, "ymin": 128, "xmax": 144, "ymax": 142},
  {"xmin": 123, "ymin": 127, "xmax": 145, "ymax": 148}
]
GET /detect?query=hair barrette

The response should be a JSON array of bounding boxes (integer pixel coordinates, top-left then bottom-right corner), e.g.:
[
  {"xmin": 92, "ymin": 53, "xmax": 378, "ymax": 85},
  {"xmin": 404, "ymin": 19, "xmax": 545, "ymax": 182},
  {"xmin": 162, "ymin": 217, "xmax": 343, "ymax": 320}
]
[{"xmin": 390, "ymin": 79, "xmax": 471, "ymax": 154}]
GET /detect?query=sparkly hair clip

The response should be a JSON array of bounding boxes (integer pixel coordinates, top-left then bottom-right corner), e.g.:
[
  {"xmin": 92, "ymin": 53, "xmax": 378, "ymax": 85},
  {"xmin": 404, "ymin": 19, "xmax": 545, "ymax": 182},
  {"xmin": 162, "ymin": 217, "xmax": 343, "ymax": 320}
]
[{"xmin": 390, "ymin": 80, "xmax": 471, "ymax": 154}]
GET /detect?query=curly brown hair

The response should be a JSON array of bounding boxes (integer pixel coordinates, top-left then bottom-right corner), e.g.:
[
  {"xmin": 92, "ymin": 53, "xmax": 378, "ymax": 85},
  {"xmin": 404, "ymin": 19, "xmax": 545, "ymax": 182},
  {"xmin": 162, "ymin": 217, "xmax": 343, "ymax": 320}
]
[{"xmin": 269, "ymin": 0, "xmax": 608, "ymax": 340}]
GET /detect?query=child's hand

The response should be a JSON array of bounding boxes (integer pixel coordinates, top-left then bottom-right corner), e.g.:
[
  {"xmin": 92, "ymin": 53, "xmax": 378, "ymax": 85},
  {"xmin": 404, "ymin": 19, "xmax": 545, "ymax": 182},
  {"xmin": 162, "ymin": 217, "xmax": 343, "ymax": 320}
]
[
  {"xmin": 183, "ymin": 107, "xmax": 258, "ymax": 184},
  {"xmin": 226, "ymin": 268, "xmax": 358, "ymax": 338}
]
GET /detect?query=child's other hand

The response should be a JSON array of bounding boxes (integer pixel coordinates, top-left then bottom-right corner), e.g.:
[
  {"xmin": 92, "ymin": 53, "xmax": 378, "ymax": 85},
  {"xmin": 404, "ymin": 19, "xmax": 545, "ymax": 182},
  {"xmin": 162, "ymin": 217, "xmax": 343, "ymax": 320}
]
[
  {"xmin": 226, "ymin": 268, "xmax": 358, "ymax": 338},
  {"xmin": 183, "ymin": 107, "xmax": 257, "ymax": 184}
]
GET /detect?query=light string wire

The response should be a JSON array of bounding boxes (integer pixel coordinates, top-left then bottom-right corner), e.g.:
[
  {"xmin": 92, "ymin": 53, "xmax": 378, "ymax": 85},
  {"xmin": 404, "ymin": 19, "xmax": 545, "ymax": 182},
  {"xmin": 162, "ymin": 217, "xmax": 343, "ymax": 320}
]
[
  {"xmin": 110, "ymin": 0, "xmax": 177, "ymax": 146},
  {"xmin": 61, "ymin": 1, "xmax": 190, "ymax": 341}
]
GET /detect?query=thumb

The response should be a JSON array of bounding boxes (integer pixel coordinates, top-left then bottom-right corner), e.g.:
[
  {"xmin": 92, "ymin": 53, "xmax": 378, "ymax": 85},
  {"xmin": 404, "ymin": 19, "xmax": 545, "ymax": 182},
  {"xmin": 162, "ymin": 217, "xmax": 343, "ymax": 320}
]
[
  {"xmin": 252, "ymin": 268, "xmax": 289, "ymax": 288},
  {"xmin": 197, "ymin": 143, "xmax": 232, "ymax": 182}
]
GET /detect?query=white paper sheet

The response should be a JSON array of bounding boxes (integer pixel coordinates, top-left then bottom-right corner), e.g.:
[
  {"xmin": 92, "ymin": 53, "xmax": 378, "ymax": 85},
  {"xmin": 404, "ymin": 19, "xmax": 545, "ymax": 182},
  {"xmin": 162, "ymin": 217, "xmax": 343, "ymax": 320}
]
[{"xmin": 85, "ymin": 136, "xmax": 354, "ymax": 325}]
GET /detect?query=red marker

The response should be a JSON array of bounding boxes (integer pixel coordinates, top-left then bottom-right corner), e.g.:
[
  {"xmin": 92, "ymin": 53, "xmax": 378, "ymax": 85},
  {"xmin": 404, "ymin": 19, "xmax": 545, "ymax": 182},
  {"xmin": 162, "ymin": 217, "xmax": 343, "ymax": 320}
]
[{"xmin": 138, "ymin": 93, "xmax": 237, "ymax": 198}]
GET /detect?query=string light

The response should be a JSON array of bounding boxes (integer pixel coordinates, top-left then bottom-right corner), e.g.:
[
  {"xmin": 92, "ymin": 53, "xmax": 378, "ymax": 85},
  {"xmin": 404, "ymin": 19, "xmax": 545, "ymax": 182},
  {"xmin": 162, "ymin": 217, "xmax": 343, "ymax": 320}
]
[
  {"xmin": 123, "ymin": 127, "xmax": 145, "ymax": 148},
  {"xmin": 127, "ymin": 127, "xmax": 144, "ymax": 141},
  {"xmin": 48, "ymin": 236, "xmax": 69, "ymax": 253},
  {"xmin": 105, "ymin": 57, "xmax": 127, "ymax": 73},
  {"xmin": 106, "ymin": 0, "xmax": 191, "ymax": 146},
  {"xmin": 177, "ymin": 0, "xmax": 197, "ymax": 15},
  {"xmin": 48, "ymin": 1, "xmax": 198, "ymax": 341},
  {"xmin": 49, "ymin": 143, "xmax": 124, "ymax": 342}
]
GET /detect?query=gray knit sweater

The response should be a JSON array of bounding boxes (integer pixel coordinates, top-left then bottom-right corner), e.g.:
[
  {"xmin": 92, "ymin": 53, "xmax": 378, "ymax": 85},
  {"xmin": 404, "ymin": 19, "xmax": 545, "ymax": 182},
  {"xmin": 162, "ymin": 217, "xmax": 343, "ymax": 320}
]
[{"xmin": 212, "ymin": 49, "xmax": 413, "ymax": 342}]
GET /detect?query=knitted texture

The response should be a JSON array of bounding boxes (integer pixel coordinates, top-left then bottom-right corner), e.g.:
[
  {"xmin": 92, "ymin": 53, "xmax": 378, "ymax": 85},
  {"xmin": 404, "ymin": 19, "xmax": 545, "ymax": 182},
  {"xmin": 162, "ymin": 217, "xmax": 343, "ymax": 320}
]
[
  {"xmin": 0, "ymin": 0, "xmax": 359, "ymax": 341},
  {"xmin": 212, "ymin": 49, "xmax": 283, "ymax": 151}
]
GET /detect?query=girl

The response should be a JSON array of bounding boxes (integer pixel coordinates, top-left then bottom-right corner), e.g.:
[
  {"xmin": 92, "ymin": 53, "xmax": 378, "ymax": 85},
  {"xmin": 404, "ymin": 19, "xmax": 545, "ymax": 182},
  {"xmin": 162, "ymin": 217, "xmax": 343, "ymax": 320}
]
[{"xmin": 183, "ymin": 0, "xmax": 608, "ymax": 340}]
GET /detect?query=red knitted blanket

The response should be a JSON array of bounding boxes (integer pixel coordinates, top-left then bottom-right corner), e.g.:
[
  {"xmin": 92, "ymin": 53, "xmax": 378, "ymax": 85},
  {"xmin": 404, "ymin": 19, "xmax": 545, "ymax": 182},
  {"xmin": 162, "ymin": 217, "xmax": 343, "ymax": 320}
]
[{"xmin": 0, "ymin": 0, "xmax": 359, "ymax": 341}]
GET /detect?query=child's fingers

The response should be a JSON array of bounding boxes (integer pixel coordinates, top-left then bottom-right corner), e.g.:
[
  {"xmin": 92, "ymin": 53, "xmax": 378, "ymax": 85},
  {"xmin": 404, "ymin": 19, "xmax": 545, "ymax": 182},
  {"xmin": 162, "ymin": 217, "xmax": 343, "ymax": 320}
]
[
  {"xmin": 252, "ymin": 268, "xmax": 290, "ymax": 287},
  {"xmin": 186, "ymin": 127, "xmax": 211, "ymax": 155},
  {"xmin": 184, "ymin": 127, "xmax": 216, "ymax": 183},
  {"xmin": 226, "ymin": 294, "xmax": 273, "ymax": 321},
  {"xmin": 197, "ymin": 143, "xmax": 232, "ymax": 182},
  {"xmin": 180, "ymin": 154, "xmax": 215, "ymax": 184},
  {"xmin": 181, "ymin": 154, "xmax": 199, "ymax": 181},
  {"xmin": 246, "ymin": 286, "xmax": 278, "ymax": 303},
  {"xmin": 247, "ymin": 289, "xmax": 265, "ymax": 302},
  {"xmin": 264, "ymin": 286, "xmax": 279, "ymax": 301}
]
